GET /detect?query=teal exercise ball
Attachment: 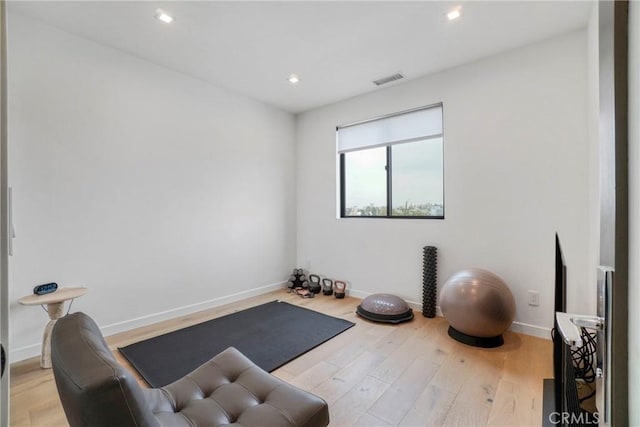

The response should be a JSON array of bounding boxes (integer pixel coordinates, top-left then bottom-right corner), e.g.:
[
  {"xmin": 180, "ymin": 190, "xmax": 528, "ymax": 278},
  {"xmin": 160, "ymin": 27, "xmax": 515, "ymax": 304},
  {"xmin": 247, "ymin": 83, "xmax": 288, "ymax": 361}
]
[{"xmin": 440, "ymin": 268, "xmax": 516, "ymax": 339}]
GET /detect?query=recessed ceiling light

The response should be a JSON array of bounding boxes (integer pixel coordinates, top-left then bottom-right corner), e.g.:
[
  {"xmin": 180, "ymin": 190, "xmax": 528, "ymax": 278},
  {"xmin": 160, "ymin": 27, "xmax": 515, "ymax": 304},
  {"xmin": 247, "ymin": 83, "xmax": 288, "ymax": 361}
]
[
  {"xmin": 447, "ymin": 7, "xmax": 462, "ymax": 21},
  {"xmin": 156, "ymin": 9, "xmax": 174, "ymax": 24},
  {"xmin": 288, "ymin": 74, "xmax": 300, "ymax": 84}
]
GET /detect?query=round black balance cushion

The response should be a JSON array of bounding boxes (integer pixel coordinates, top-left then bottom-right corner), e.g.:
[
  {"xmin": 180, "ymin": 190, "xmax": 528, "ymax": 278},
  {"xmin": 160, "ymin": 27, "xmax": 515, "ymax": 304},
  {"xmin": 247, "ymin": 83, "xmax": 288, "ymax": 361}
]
[{"xmin": 356, "ymin": 293, "xmax": 414, "ymax": 324}]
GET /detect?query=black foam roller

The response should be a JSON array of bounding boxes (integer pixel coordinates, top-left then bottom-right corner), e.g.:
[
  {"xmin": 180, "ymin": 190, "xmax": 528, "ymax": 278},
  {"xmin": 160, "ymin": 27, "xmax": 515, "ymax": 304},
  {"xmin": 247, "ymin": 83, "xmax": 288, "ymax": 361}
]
[{"xmin": 422, "ymin": 246, "xmax": 438, "ymax": 318}]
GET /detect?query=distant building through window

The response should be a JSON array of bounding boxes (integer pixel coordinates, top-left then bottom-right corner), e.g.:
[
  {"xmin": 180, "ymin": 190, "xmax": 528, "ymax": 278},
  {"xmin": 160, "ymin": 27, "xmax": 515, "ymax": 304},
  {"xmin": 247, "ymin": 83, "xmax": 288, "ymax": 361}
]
[{"xmin": 337, "ymin": 104, "xmax": 444, "ymax": 218}]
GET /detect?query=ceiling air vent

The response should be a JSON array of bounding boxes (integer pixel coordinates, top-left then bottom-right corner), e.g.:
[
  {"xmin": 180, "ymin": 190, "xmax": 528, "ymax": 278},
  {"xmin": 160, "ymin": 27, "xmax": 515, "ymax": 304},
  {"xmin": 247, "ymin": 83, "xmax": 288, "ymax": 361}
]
[{"xmin": 373, "ymin": 73, "xmax": 404, "ymax": 86}]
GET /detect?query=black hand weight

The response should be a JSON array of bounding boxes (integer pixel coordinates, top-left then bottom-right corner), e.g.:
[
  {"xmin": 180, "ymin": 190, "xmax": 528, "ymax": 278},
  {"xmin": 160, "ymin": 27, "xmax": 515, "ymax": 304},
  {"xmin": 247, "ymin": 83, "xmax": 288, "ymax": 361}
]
[
  {"xmin": 322, "ymin": 278, "xmax": 333, "ymax": 295},
  {"xmin": 308, "ymin": 274, "xmax": 321, "ymax": 294}
]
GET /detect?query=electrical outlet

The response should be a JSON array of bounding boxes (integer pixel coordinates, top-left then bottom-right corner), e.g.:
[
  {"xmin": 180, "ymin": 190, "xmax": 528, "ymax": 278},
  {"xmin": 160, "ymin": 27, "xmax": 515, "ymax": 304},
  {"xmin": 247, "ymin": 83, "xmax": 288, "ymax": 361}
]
[{"xmin": 528, "ymin": 290, "xmax": 540, "ymax": 307}]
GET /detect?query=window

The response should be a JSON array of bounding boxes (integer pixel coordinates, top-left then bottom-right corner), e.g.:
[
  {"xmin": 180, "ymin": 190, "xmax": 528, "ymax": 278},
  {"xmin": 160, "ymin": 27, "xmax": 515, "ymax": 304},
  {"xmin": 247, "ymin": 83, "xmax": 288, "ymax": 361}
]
[{"xmin": 338, "ymin": 104, "xmax": 444, "ymax": 218}]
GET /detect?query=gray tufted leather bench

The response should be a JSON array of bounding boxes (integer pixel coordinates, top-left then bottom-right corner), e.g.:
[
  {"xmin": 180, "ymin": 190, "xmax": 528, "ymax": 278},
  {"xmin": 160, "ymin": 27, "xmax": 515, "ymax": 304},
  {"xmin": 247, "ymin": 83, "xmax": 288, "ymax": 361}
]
[{"xmin": 51, "ymin": 312, "xmax": 329, "ymax": 427}]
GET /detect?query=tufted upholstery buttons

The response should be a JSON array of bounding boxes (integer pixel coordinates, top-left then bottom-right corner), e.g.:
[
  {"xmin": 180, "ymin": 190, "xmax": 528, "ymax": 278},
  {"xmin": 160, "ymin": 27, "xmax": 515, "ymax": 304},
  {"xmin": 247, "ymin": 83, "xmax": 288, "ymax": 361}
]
[
  {"xmin": 158, "ymin": 348, "xmax": 329, "ymax": 427},
  {"xmin": 52, "ymin": 313, "xmax": 329, "ymax": 427}
]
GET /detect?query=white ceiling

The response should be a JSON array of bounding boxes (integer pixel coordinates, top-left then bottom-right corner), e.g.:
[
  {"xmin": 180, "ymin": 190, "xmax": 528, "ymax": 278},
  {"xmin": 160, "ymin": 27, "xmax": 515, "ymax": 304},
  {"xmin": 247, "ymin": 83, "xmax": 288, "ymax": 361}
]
[{"xmin": 8, "ymin": 1, "xmax": 593, "ymax": 113}]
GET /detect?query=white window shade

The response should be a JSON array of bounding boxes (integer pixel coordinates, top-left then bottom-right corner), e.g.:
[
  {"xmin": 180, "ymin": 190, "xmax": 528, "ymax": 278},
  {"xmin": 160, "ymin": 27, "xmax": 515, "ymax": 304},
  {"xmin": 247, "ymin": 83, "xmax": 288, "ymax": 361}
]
[{"xmin": 337, "ymin": 104, "xmax": 442, "ymax": 153}]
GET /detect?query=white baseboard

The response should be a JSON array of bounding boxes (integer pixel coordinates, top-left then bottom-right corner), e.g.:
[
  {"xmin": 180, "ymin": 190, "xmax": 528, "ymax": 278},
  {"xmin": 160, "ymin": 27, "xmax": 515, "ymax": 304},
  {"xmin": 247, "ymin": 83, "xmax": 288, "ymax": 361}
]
[
  {"xmin": 10, "ymin": 281, "xmax": 287, "ymax": 363},
  {"xmin": 509, "ymin": 321, "xmax": 552, "ymax": 340},
  {"xmin": 100, "ymin": 281, "xmax": 287, "ymax": 337},
  {"xmin": 348, "ymin": 287, "xmax": 550, "ymax": 340},
  {"xmin": 10, "ymin": 343, "xmax": 40, "ymax": 364}
]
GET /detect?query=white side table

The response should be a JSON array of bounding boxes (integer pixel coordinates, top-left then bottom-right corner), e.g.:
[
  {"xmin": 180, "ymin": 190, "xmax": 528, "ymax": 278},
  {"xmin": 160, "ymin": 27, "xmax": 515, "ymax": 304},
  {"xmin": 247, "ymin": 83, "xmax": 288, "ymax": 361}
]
[{"xmin": 19, "ymin": 287, "xmax": 87, "ymax": 368}]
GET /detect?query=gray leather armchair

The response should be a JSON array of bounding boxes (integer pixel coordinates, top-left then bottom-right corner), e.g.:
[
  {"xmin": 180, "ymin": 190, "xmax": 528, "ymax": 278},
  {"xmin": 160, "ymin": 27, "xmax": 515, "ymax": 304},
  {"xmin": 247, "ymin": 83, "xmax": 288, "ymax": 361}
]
[{"xmin": 51, "ymin": 312, "xmax": 329, "ymax": 427}]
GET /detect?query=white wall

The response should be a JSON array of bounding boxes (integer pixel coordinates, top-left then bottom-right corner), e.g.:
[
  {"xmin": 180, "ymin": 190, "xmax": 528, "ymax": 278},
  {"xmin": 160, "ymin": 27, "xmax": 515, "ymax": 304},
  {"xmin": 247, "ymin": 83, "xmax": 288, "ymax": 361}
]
[
  {"xmin": 628, "ymin": 0, "xmax": 639, "ymax": 424},
  {"xmin": 296, "ymin": 30, "xmax": 590, "ymax": 336},
  {"xmin": 7, "ymin": 13, "xmax": 296, "ymax": 360}
]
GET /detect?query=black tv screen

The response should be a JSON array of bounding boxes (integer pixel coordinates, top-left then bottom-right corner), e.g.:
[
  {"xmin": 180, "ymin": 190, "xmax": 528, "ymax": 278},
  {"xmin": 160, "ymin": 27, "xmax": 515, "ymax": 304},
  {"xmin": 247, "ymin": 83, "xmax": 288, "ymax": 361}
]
[
  {"xmin": 553, "ymin": 233, "xmax": 567, "ymax": 413},
  {"xmin": 552, "ymin": 233, "xmax": 585, "ymax": 426}
]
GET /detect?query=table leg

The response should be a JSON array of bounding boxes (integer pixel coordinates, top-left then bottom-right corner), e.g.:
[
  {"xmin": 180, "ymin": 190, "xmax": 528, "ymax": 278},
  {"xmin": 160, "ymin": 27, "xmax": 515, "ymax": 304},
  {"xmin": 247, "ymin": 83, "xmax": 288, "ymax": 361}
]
[{"xmin": 41, "ymin": 302, "xmax": 65, "ymax": 369}]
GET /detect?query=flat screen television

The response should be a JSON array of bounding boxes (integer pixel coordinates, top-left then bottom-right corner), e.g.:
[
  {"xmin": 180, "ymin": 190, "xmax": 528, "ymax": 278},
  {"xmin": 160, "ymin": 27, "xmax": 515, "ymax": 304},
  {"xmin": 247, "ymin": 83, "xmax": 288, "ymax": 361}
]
[
  {"xmin": 553, "ymin": 233, "xmax": 567, "ymax": 413},
  {"xmin": 553, "ymin": 233, "xmax": 584, "ymax": 426}
]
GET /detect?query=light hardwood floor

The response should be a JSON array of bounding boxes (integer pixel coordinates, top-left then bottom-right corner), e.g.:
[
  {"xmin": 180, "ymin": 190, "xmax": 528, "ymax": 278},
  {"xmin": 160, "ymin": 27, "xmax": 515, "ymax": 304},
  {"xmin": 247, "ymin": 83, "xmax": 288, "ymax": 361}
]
[{"xmin": 9, "ymin": 289, "xmax": 552, "ymax": 427}]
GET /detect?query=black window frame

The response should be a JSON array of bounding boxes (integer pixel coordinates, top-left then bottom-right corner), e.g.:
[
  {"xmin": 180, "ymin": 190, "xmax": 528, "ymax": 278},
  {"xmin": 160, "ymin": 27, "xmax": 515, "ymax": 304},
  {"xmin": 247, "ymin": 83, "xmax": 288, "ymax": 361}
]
[{"xmin": 338, "ymin": 105, "xmax": 445, "ymax": 220}]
